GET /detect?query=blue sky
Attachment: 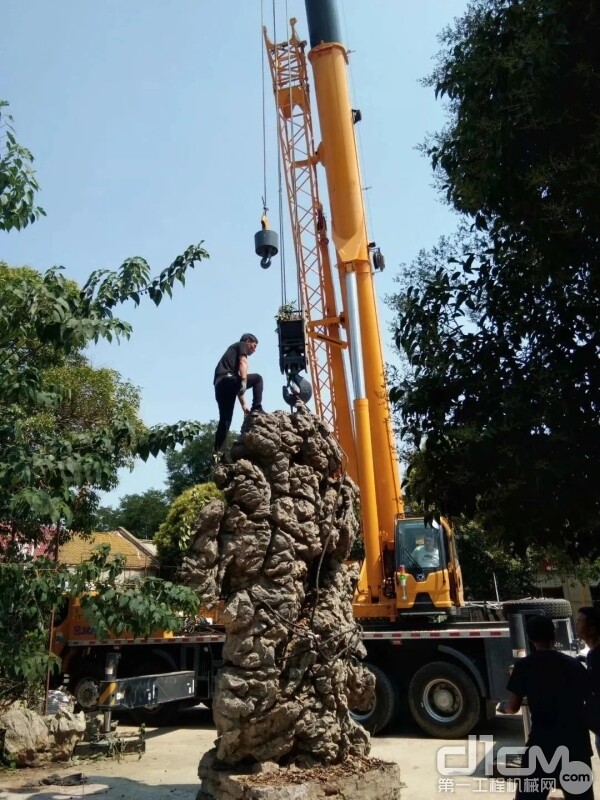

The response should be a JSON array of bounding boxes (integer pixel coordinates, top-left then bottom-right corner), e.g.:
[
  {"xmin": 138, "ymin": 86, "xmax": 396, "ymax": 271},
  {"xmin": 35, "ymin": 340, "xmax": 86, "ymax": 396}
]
[{"xmin": 1, "ymin": 0, "xmax": 466, "ymax": 506}]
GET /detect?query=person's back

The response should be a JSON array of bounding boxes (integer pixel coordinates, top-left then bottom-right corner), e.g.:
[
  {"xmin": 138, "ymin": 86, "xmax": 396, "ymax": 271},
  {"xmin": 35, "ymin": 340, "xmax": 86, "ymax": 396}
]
[
  {"xmin": 577, "ymin": 606, "xmax": 600, "ymax": 752},
  {"xmin": 510, "ymin": 648, "xmax": 590, "ymax": 752},
  {"xmin": 500, "ymin": 614, "xmax": 594, "ymax": 799}
]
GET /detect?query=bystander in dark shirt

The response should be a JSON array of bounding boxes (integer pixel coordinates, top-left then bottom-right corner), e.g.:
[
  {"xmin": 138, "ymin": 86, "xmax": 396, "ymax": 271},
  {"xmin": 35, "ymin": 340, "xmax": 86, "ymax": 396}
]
[
  {"xmin": 507, "ymin": 649, "xmax": 591, "ymax": 758},
  {"xmin": 586, "ymin": 645, "xmax": 600, "ymax": 737}
]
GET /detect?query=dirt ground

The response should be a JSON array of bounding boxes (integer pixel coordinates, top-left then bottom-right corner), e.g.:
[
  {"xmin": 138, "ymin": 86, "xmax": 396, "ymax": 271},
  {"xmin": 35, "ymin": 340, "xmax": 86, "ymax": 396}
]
[{"xmin": 0, "ymin": 709, "xmax": 598, "ymax": 799}]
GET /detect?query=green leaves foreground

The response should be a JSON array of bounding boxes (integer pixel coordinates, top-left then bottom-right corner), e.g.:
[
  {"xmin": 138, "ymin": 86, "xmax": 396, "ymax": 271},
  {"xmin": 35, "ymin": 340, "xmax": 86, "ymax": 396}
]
[
  {"xmin": 0, "ymin": 245, "xmax": 208, "ymax": 537},
  {"xmin": 0, "ymin": 546, "xmax": 200, "ymax": 704}
]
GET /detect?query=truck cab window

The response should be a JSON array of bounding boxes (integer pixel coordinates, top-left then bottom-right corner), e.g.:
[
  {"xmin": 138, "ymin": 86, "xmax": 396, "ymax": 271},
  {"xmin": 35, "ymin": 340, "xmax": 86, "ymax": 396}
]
[{"xmin": 396, "ymin": 519, "xmax": 445, "ymax": 572}]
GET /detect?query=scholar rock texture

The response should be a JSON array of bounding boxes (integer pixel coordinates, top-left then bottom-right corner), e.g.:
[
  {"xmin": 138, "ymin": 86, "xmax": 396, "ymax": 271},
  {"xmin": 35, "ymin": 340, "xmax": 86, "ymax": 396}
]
[
  {"xmin": 181, "ymin": 407, "xmax": 375, "ymax": 766},
  {"xmin": 0, "ymin": 702, "xmax": 86, "ymax": 766}
]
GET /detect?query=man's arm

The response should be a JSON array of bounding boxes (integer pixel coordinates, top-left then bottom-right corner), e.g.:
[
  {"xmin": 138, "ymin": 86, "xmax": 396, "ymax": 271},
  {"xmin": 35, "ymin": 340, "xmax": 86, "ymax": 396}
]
[
  {"xmin": 499, "ymin": 659, "xmax": 526, "ymax": 714},
  {"xmin": 238, "ymin": 355, "xmax": 249, "ymax": 412},
  {"xmin": 238, "ymin": 355, "xmax": 248, "ymax": 382}
]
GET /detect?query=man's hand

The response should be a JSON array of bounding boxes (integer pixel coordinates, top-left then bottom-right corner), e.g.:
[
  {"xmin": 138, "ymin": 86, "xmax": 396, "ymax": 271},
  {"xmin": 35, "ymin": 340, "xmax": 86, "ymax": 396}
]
[
  {"xmin": 241, "ymin": 401, "xmax": 250, "ymax": 415},
  {"xmin": 238, "ymin": 379, "xmax": 247, "ymax": 397},
  {"xmin": 497, "ymin": 692, "xmax": 521, "ymax": 715}
]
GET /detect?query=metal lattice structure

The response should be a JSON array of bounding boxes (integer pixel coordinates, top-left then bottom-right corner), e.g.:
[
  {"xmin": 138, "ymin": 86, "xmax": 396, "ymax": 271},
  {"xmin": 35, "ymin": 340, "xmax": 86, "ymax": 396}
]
[{"xmin": 263, "ymin": 21, "xmax": 344, "ymax": 433}]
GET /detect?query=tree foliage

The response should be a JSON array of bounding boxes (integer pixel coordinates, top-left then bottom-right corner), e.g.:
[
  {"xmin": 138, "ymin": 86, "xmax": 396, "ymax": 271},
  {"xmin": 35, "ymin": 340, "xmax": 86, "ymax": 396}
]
[
  {"xmin": 455, "ymin": 520, "xmax": 538, "ymax": 601},
  {"xmin": 0, "ymin": 252, "xmax": 209, "ymax": 543},
  {"xmin": 154, "ymin": 482, "xmax": 223, "ymax": 580},
  {"xmin": 164, "ymin": 421, "xmax": 236, "ymax": 499},
  {"xmin": 0, "ymin": 547, "xmax": 200, "ymax": 705},
  {"xmin": 95, "ymin": 489, "xmax": 170, "ymax": 540},
  {"xmin": 0, "ymin": 101, "xmax": 45, "ymax": 231},
  {"xmin": 0, "ymin": 100, "xmax": 210, "ymax": 708},
  {"xmin": 391, "ymin": 0, "xmax": 600, "ymax": 558}
]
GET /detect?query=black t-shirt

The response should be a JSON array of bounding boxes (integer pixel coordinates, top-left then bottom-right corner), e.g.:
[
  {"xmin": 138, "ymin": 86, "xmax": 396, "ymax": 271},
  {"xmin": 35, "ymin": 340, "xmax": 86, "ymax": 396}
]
[
  {"xmin": 586, "ymin": 645, "xmax": 600, "ymax": 733},
  {"xmin": 586, "ymin": 644, "xmax": 600, "ymax": 681},
  {"xmin": 213, "ymin": 341, "xmax": 249, "ymax": 385},
  {"xmin": 507, "ymin": 649, "xmax": 591, "ymax": 754}
]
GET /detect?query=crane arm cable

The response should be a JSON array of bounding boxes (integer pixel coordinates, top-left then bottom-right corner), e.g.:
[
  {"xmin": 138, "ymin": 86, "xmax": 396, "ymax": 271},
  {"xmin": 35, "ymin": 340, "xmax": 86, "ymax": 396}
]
[{"xmin": 260, "ymin": 0, "xmax": 268, "ymax": 214}]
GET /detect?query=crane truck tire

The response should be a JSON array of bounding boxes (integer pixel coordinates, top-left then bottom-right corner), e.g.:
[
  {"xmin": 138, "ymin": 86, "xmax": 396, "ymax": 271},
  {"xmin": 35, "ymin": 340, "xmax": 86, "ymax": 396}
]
[
  {"xmin": 408, "ymin": 661, "xmax": 480, "ymax": 738},
  {"xmin": 501, "ymin": 598, "xmax": 573, "ymax": 618},
  {"xmin": 349, "ymin": 663, "xmax": 398, "ymax": 734},
  {"xmin": 68, "ymin": 656, "xmax": 106, "ymax": 712},
  {"xmin": 72, "ymin": 673, "xmax": 102, "ymax": 712}
]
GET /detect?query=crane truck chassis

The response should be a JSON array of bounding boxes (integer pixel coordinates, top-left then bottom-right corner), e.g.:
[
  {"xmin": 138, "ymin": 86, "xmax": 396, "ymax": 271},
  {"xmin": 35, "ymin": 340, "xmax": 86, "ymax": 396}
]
[{"xmin": 52, "ymin": 598, "xmax": 521, "ymax": 739}]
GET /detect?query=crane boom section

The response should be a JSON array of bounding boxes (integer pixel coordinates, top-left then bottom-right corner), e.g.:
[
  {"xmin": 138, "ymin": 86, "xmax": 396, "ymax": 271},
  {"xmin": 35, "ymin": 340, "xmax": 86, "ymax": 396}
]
[
  {"xmin": 305, "ymin": 19, "xmax": 404, "ymax": 543},
  {"xmin": 263, "ymin": 23, "xmax": 357, "ymax": 480}
]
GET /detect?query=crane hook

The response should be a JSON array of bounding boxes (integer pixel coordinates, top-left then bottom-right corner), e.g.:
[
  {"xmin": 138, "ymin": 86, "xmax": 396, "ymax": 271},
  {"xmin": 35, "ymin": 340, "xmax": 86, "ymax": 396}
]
[
  {"xmin": 282, "ymin": 373, "xmax": 313, "ymax": 407},
  {"xmin": 254, "ymin": 214, "xmax": 279, "ymax": 270}
]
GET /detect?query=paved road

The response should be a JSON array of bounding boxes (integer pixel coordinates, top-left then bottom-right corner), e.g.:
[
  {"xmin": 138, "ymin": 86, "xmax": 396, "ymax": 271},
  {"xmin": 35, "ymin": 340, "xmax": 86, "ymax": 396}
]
[{"xmin": 0, "ymin": 709, "xmax": 598, "ymax": 799}]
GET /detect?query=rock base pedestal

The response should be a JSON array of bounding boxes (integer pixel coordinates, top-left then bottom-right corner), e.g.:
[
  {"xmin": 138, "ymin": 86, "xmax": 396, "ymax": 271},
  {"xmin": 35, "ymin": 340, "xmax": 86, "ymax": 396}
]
[{"xmin": 198, "ymin": 749, "xmax": 402, "ymax": 800}]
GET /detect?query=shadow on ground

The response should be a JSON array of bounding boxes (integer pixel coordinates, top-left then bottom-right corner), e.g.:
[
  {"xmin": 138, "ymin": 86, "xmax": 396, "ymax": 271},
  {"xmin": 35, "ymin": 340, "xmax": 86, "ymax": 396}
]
[{"xmin": 0, "ymin": 776, "xmax": 200, "ymax": 800}]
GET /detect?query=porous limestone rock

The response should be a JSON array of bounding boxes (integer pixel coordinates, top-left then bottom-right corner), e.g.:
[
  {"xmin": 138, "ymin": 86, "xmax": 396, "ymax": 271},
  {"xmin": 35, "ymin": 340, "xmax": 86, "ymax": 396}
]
[
  {"xmin": 0, "ymin": 702, "xmax": 86, "ymax": 766},
  {"xmin": 181, "ymin": 407, "xmax": 376, "ymax": 767}
]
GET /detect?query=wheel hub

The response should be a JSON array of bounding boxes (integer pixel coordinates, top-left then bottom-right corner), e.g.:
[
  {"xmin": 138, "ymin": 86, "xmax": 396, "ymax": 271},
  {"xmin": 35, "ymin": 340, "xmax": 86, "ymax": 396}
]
[
  {"xmin": 432, "ymin": 686, "xmax": 455, "ymax": 712},
  {"xmin": 75, "ymin": 678, "xmax": 100, "ymax": 709},
  {"xmin": 423, "ymin": 678, "xmax": 463, "ymax": 723}
]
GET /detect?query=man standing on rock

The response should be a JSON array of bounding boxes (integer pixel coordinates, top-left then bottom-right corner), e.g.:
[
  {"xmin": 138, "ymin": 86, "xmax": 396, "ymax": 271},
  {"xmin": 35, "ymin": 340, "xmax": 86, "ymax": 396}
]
[{"xmin": 213, "ymin": 333, "xmax": 264, "ymax": 458}]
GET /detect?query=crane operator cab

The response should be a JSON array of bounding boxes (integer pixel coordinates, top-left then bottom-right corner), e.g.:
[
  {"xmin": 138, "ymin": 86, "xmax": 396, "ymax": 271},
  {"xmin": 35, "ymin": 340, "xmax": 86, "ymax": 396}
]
[{"xmin": 394, "ymin": 516, "xmax": 464, "ymax": 613}]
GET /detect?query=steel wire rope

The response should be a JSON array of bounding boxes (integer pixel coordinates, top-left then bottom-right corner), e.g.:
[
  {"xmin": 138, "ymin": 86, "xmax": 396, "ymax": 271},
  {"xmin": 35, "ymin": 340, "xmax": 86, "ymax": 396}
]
[
  {"xmin": 284, "ymin": 0, "xmax": 301, "ymax": 312},
  {"xmin": 260, "ymin": 0, "xmax": 268, "ymax": 216},
  {"xmin": 270, "ymin": 0, "xmax": 287, "ymax": 307}
]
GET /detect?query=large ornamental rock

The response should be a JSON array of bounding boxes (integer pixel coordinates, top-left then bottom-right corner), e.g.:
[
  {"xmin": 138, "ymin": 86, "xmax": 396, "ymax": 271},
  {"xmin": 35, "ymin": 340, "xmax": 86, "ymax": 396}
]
[
  {"xmin": 0, "ymin": 702, "xmax": 86, "ymax": 766},
  {"xmin": 181, "ymin": 407, "xmax": 376, "ymax": 767}
]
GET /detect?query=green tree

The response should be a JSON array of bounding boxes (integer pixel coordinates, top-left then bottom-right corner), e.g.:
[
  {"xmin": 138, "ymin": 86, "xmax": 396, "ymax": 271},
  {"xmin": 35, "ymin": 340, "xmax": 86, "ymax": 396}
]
[
  {"xmin": 391, "ymin": 0, "xmax": 600, "ymax": 559},
  {"xmin": 154, "ymin": 483, "xmax": 223, "ymax": 580},
  {"xmin": 0, "ymin": 101, "xmax": 45, "ymax": 231},
  {"xmin": 0, "ymin": 255, "xmax": 206, "ymax": 547},
  {"xmin": 0, "ymin": 100, "xmax": 209, "ymax": 547},
  {"xmin": 95, "ymin": 489, "xmax": 170, "ymax": 540},
  {"xmin": 0, "ymin": 100, "xmax": 209, "ymax": 710},
  {"xmin": 165, "ymin": 421, "xmax": 236, "ymax": 499},
  {"xmin": 0, "ymin": 547, "xmax": 200, "ymax": 705},
  {"xmin": 92, "ymin": 505, "xmax": 121, "ymax": 533},
  {"xmin": 455, "ymin": 521, "xmax": 537, "ymax": 601}
]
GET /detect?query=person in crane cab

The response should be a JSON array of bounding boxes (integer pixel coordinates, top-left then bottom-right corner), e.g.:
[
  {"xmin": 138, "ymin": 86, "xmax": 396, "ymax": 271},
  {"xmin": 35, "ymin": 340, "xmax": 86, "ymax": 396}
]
[
  {"xmin": 411, "ymin": 530, "xmax": 440, "ymax": 569},
  {"xmin": 213, "ymin": 333, "xmax": 264, "ymax": 458}
]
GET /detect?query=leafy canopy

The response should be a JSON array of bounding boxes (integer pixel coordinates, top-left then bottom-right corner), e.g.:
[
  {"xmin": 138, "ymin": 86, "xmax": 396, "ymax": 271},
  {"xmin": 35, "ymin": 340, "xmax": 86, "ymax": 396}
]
[
  {"xmin": 390, "ymin": 0, "xmax": 600, "ymax": 558},
  {"xmin": 0, "ymin": 101, "xmax": 45, "ymax": 231},
  {"xmin": 154, "ymin": 482, "xmax": 223, "ymax": 580},
  {"xmin": 164, "ymin": 421, "xmax": 236, "ymax": 499},
  {"xmin": 0, "ymin": 248, "xmax": 208, "ymax": 543},
  {"xmin": 95, "ymin": 489, "xmax": 170, "ymax": 540},
  {"xmin": 0, "ymin": 98, "xmax": 212, "ymax": 707},
  {"xmin": 0, "ymin": 547, "xmax": 200, "ymax": 704}
]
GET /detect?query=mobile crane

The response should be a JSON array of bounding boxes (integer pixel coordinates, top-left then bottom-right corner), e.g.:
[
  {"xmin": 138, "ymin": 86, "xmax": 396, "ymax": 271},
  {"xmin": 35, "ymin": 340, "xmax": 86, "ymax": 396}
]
[
  {"xmin": 261, "ymin": 0, "xmax": 464, "ymax": 619},
  {"xmin": 51, "ymin": 1, "xmax": 523, "ymax": 739}
]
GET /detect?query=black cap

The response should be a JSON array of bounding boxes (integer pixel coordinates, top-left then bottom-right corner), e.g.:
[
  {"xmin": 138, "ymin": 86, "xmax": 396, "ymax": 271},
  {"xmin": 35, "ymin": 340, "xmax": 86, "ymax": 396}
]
[{"xmin": 240, "ymin": 333, "xmax": 258, "ymax": 343}]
